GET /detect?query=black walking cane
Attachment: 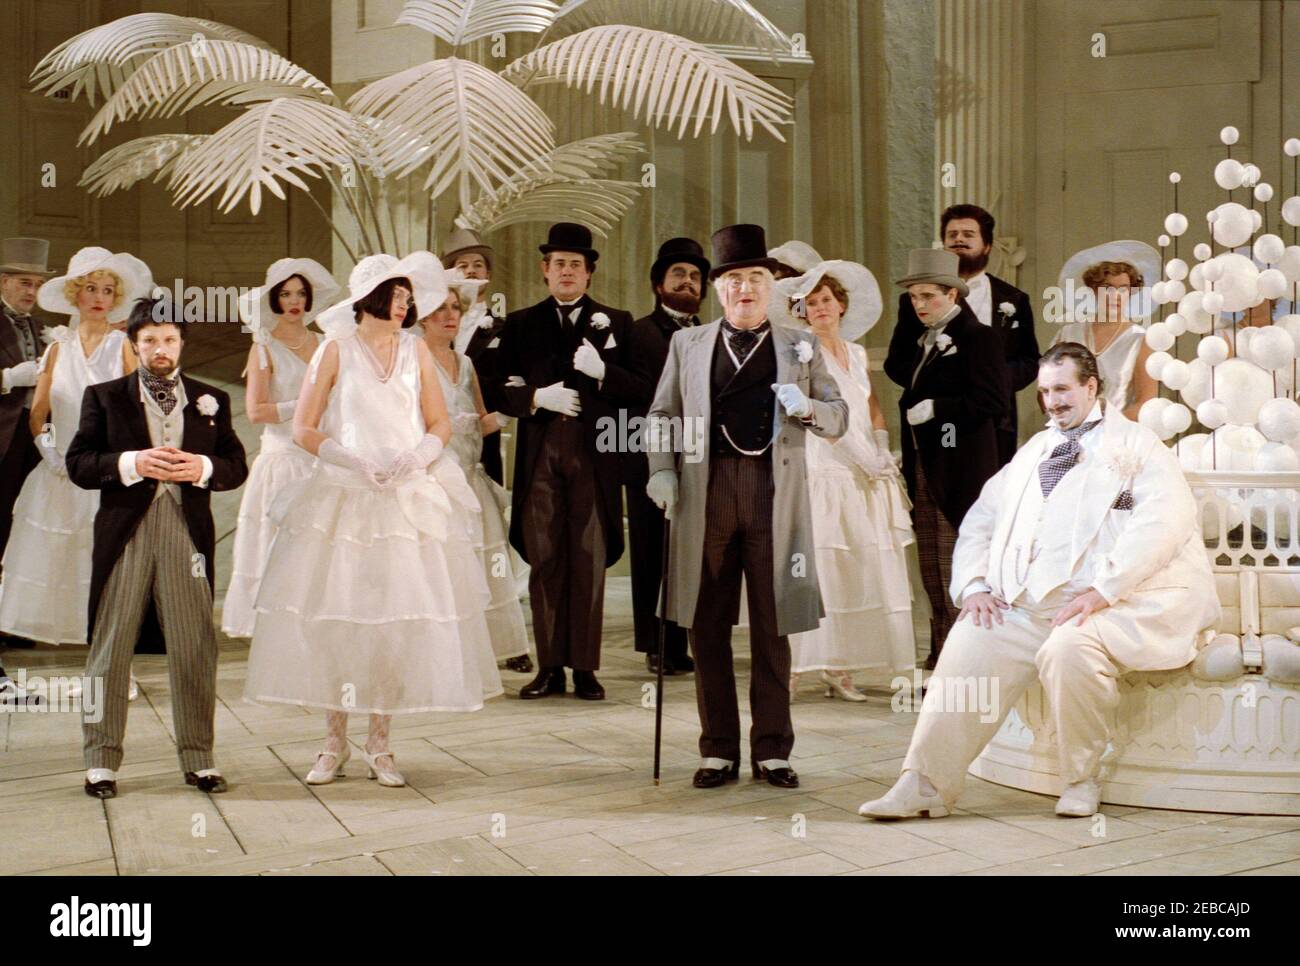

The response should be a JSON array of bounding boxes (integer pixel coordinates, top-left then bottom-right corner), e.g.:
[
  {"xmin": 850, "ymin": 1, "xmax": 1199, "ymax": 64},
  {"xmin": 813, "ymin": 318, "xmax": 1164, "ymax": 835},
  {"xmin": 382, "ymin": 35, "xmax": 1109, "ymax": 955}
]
[{"xmin": 652, "ymin": 517, "xmax": 671, "ymax": 785}]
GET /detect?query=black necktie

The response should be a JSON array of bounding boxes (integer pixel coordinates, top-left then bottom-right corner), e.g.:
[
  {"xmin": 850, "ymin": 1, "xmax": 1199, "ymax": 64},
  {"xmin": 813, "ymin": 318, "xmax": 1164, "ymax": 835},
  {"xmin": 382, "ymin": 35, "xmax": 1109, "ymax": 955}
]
[
  {"xmin": 141, "ymin": 369, "xmax": 179, "ymax": 416},
  {"xmin": 1039, "ymin": 419, "xmax": 1101, "ymax": 497}
]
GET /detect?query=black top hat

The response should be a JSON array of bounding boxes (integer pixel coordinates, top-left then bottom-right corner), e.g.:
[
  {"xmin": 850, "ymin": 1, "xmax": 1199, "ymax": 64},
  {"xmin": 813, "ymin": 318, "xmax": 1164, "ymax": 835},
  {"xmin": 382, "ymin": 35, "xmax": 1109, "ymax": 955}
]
[
  {"xmin": 708, "ymin": 224, "xmax": 779, "ymax": 281},
  {"xmin": 538, "ymin": 222, "xmax": 599, "ymax": 263},
  {"xmin": 650, "ymin": 237, "xmax": 711, "ymax": 286}
]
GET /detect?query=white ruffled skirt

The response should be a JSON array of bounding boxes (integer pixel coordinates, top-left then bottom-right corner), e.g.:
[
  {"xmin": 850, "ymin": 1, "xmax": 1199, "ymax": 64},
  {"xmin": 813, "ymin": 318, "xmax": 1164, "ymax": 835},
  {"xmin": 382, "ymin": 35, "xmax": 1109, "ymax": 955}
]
[
  {"xmin": 464, "ymin": 462, "xmax": 531, "ymax": 660},
  {"xmin": 0, "ymin": 462, "xmax": 96, "ymax": 644},
  {"xmin": 244, "ymin": 458, "xmax": 503, "ymax": 714}
]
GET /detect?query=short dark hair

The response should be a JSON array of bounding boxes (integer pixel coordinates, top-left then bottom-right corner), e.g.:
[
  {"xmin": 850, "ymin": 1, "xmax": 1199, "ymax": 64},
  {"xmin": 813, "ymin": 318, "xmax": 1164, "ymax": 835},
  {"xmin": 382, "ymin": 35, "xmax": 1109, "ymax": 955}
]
[
  {"xmin": 353, "ymin": 277, "xmax": 416, "ymax": 326},
  {"xmin": 940, "ymin": 204, "xmax": 995, "ymax": 247},
  {"xmin": 543, "ymin": 251, "xmax": 595, "ymax": 273},
  {"xmin": 127, "ymin": 296, "xmax": 186, "ymax": 343},
  {"xmin": 269, "ymin": 274, "xmax": 313, "ymax": 314},
  {"xmin": 1040, "ymin": 341, "xmax": 1105, "ymax": 395}
]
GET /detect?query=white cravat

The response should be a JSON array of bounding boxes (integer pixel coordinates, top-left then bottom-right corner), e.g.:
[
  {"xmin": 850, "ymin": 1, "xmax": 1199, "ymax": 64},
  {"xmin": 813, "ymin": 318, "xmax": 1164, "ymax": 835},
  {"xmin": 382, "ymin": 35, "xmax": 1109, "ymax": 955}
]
[
  {"xmin": 456, "ymin": 301, "xmax": 489, "ymax": 354},
  {"xmin": 965, "ymin": 272, "xmax": 992, "ymax": 327}
]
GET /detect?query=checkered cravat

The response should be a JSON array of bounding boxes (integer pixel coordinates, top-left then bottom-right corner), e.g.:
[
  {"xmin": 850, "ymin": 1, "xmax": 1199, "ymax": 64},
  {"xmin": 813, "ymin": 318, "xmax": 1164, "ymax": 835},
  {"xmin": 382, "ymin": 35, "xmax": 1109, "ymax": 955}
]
[
  {"xmin": 1038, "ymin": 419, "xmax": 1101, "ymax": 497},
  {"xmin": 140, "ymin": 368, "xmax": 180, "ymax": 416}
]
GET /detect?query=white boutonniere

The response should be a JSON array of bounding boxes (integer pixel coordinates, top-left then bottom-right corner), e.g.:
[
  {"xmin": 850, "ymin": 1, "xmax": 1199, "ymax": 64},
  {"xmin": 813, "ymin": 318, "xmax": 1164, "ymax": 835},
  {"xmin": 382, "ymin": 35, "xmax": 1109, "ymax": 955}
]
[
  {"xmin": 589, "ymin": 311, "xmax": 611, "ymax": 330},
  {"xmin": 477, "ymin": 313, "xmax": 494, "ymax": 330},
  {"xmin": 196, "ymin": 393, "xmax": 219, "ymax": 425},
  {"xmin": 794, "ymin": 340, "xmax": 814, "ymax": 364},
  {"xmin": 999, "ymin": 302, "xmax": 1018, "ymax": 329},
  {"xmin": 936, "ymin": 332, "xmax": 954, "ymax": 353},
  {"xmin": 1104, "ymin": 446, "xmax": 1144, "ymax": 480}
]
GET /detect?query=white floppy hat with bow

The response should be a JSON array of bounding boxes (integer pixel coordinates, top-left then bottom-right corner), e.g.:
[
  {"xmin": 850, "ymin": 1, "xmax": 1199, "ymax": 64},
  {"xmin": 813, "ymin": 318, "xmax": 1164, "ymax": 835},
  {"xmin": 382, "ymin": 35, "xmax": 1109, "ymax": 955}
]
[
  {"xmin": 771, "ymin": 259, "xmax": 883, "ymax": 342},
  {"xmin": 314, "ymin": 252, "xmax": 449, "ymax": 338},
  {"xmin": 37, "ymin": 246, "xmax": 153, "ymax": 325},
  {"xmin": 1058, "ymin": 239, "xmax": 1161, "ymax": 322}
]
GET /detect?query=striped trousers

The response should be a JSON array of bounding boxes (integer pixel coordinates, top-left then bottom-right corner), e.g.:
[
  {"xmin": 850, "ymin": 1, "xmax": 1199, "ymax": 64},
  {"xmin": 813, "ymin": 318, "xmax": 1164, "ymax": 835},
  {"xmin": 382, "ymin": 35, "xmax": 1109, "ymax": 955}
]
[
  {"xmin": 83, "ymin": 496, "xmax": 218, "ymax": 773},
  {"xmin": 912, "ymin": 461, "xmax": 959, "ymax": 669}
]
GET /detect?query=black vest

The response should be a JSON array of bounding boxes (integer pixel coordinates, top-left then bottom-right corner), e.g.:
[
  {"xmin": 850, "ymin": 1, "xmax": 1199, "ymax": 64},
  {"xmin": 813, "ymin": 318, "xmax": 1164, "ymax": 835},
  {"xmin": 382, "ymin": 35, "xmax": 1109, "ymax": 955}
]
[{"xmin": 710, "ymin": 329, "xmax": 777, "ymax": 456}]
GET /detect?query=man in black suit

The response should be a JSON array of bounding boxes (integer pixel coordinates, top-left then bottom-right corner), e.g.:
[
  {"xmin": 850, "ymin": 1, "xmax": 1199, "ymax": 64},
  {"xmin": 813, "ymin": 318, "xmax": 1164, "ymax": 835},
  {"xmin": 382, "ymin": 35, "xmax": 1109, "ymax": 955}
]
[
  {"xmin": 625, "ymin": 238, "xmax": 710, "ymax": 676},
  {"xmin": 884, "ymin": 249, "xmax": 1008, "ymax": 669},
  {"xmin": 891, "ymin": 204, "xmax": 1038, "ymax": 466},
  {"xmin": 66, "ymin": 298, "xmax": 248, "ymax": 799},
  {"xmin": 497, "ymin": 223, "xmax": 652, "ymax": 700}
]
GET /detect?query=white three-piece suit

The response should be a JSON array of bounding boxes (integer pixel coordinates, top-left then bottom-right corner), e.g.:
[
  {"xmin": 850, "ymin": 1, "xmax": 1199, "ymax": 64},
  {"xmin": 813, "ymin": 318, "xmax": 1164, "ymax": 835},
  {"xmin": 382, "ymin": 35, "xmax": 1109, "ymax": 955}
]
[{"xmin": 901, "ymin": 401, "xmax": 1220, "ymax": 803}]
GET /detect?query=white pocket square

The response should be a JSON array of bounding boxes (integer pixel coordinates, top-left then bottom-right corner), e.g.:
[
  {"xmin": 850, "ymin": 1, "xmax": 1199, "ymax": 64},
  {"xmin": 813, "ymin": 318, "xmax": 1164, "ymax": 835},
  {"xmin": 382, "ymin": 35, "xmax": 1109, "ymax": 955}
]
[
  {"xmin": 604, "ymin": 333, "xmax": 617, "ymax": 349},
  {"xmin": 488, "ymin": 337, "xmax": 500, "ymax": 348}
]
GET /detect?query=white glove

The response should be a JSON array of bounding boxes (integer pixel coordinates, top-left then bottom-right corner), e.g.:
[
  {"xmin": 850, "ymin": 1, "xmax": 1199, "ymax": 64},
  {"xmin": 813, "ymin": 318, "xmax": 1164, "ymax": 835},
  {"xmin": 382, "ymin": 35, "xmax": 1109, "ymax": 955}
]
[
  {"xmin": 275, "ymin": 399, "xmax": 297, "ymax": 422},
  {"xmin": 384, "ymin": 433, "xmax": 445, "ymax": 484},
  {"xmin": 534, "ymin": 381, "xmax": 581, "ymax": 417},
  {"xmin": 771, "ymin": 382, "xmax": 812, "ymax": 419},
  {"xmin": 906, "ymin": 399, "xmax": 935, "ymax": 425},
  {"xmin": 646, "ymin": 469, "xmax": 678, "ymax": 521},
  {"xmin": 573, "ymin": 339, "xmax": 606, "ymax": 381},
  {"xmin": 319, "ymin": 438, "xmax": 389, "ymax": 488},
  {"xmin": 36, "ymin": 433, "xmax": 65, "ymax": 477},
  {"xmin": 1, "ymin": 360, "xmax": 39, "ymax": 393},
  {"xmin": 873, "ymin": 428, "xmax": 891, "ymax": 452}
]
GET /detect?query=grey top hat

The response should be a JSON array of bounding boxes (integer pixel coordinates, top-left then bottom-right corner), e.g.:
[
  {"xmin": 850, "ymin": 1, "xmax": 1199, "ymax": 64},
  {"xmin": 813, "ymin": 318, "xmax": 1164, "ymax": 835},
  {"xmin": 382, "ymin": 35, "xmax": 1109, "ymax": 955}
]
[
  {"xmin": 0, "ymin": 237, "xmax": 57, "ymax": 276},
  {"xmin": 441, "ymin": 227, "xmax": 495, "ymax": 270},
  {"xmin": 895, "ymin": 248, "xmax": 969, "ymax": 297}
]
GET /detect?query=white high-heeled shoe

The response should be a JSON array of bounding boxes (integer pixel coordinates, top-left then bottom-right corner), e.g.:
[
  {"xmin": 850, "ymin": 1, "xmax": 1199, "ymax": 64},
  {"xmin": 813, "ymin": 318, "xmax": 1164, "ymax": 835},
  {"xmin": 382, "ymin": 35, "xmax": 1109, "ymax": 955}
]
[
  {"xmin": 821, "ymin": 669, "xmax": 867, "ymax": 701},
  {"xmin": 1055, "ymin": 779, "xmax": 1102, "ymax": 817},
  {"xmin": 305, "ymin": 744, "xmax": 351, "ymax": 785},
  {"xmin": 363, "ymin": 750, "xmax": 406, "ymax": 787}
]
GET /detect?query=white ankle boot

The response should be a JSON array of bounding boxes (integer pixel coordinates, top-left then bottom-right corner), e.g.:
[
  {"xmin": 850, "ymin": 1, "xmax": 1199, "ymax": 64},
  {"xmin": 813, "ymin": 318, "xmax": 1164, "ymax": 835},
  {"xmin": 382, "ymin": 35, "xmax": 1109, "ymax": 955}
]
[
  {"xmin": 1055, "ymin": 779, "xmax": 1102, "ymax": 817},
  {"xmin": 858, "ymin": 770, "xmax": 950, "ymax": 819}
]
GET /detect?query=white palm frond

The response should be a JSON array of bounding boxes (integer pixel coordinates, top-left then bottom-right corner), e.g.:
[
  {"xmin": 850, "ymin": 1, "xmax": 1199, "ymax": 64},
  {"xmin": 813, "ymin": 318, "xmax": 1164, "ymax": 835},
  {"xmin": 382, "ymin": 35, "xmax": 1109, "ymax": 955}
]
[
  {"xmin": 78, "ymin": 134, "xmax": 209, "ymax": 197},
  {"xmin": 518, "ymin": 132, "xmax": 644, "ymax": 180},
  {"xmin": 395, "ymin": 0, "xmax": 560, "ymax": 46},
  {"xmin": 500, "ymin": 26, "xmax": 792, "ymax": 141},
  {"xmin": 30, "ymin": 13, "xmax": 275, "ymax": 105},
  {"xmin": 458, "ymin": 178, "xmax": 640, "ymax": 235},
  {"xmin": 551, "ymin": 0, "xmax": 792, "ymax": 54},
  {"xmin": 167, "ymin": 98, "xmax": 359, "ymax": 215},
  {"xmin": 348, "ymin": 57, "xmax": 554, "ymax": 210},
  {"xmin": 81, "ymin": 42, "xmax": 335, "ymax": 145}
]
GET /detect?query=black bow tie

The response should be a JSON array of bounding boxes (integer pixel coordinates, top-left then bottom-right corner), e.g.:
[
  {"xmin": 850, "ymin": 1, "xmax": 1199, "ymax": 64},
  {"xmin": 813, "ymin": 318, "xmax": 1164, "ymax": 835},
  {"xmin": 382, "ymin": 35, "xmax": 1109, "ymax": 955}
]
[{"xmin": 722, "ymin": 319, "xmax": 768, "ymax": 364}]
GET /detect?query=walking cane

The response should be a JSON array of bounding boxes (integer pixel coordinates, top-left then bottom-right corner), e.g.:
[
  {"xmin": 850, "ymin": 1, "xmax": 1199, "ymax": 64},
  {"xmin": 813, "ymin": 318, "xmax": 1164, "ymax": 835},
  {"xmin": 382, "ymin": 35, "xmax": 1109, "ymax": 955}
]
[{"xmin": 652, "ymin": 517, "xmax": 670, "ymax": 785}]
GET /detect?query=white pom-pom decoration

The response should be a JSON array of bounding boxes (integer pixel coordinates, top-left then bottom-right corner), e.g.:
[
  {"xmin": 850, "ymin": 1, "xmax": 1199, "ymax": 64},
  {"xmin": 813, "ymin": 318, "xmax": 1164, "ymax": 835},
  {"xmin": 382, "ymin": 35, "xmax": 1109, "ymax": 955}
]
[
  {"xmin": 1248, "ymin": 325, "xmax": 1294, "ymax": 369},
  {"xmin": 1202, "ymin": 260, "xmax": 1223, "ymax": 283},
  {"xmin": 1220, "ymin": 126, "xmax": 1240, "ymax": 145},
  {"xmin": 1144, "ymin": 350, "xmax": 1172, "ymax": 381},
  {"xmin": 1164, "ymin": 212, "xmax": 1189, "ymax": 237},
  {"xmin": 1258, "ymin": 268, "xmax": 1289, "ymax": 301},
  {"xmin": 1162, "ymin": 402, "xmax": 1193, "ymax": 436},
  {"xmin": 1276, "ymin": 314, "xmax": 1300, "ymax": 345},
  {"xmin": 1242, "ymin": 163, "xmax": 1261, "ymax": 187},
  {"xmin": 1197, "ymin": 398, "xmax": 1229, "ymax": 429},
  {"xmin": 1170, "ymin": 171, "xmax": 1183, "ymax": 183},
  {"xmin": 1254, "ymin": 234, "xmax": 1285, "ymax": 264},
  {"xmin": 1283, "ymin": 196, "xmax": 1300, "ymax": 227},
  {"xmin": 1158, "ymin": 233, "xmax": 1171, "ymax": 248},
  {"xmin": 1256, "ymin": 441, "xmax": 1300, "ymax": 471},
  {"xmin": 1203, "ymin": 291, "xmax": 1225, "ymax": 315},
  {"xmin": 1251, "ymin": 209, "xmax": 1264, "ymax": 232},
  {"xmin": 1257, "ymin": 397, "xmax": 1300, "ymax": 441},
  {"xmin": 1150, "ymin": 281, "xmax": 1167, "ymax": 305},
  {"xmin": 1165, "ymin": 312, "xmax": 1188, "ymax": 336},
  {"xmin": 1286, "ymin": 139, "xmax": 1300, "ymax": 157},
  {"xmin": 1214, "ymin": 357, "xmax": 1274, "ymax": 424},
  {"xmin": 1138, "ymin": 397, "xmax": 1173, "ymax": 437},
  {"xmin": 1176, "ymin": 433, "xmax": 1210, "ymax": 471},
  {"xmin": 1214, "ymin": 158, "xmax": 1245, "ymax": 190},
  {"xmin": 1197, "ymin": 335, "xmax": 1230, "ymax": 366},
  {"xmin": 1279, "ymin": 246, "xmax": 1300, "ymax": 282},
  {"xmin": 1194, "ymin": 242, "xmax": 1212, "ymax": 261},
  {"xmin": 1215, "ymin": 253, "xmax": 1262, "ymax": 312},
  {"xmin": 1160, "ymin": 358, "xmax": 1191, "ymax": 390},
  {"xmin": 1200, "ymin": 425, "xmax": 1265, "ymax": 471},
  {"xmin": 1233, "ymin": 326, "xmax": 1256, "ymax": 363},
  {"xmin": 1255, "ymin": 183, "xmax": 1274, "ymax": 203},
  {"xmin": 1163, "ymin": 279, "xmax": 1187, "ymax": 302},
  {"xmin": 1145, "ymin": 322, "xmax": 1175, "ymax": 352},
  {"xmin": 1165, "ymin": 257, "xmax": 1189, "ymax": 281},
  {"xmin": 1182, "ymin": 358, "xmax": 1213, "ymax": 407},
  {"xmin": 1180, "ymin": 291, "xmax": 1214, "ymax": 333},
  {"xmin": 1188, "ymin": 263, "xmax": 1206, "ymax": 292},
  {"xmin": 1211, "ymin": 202, "xmax": 1255, "ymax": 248}
]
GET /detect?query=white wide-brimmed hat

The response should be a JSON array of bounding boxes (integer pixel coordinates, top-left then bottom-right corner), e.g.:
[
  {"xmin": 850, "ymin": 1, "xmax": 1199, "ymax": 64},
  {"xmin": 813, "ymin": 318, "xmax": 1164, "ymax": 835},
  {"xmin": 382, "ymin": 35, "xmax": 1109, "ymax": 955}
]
[
  {"xmin": 771, "ymin": 260, "xmax": 883, "ymax": 342},
  {"xmin": 767, "ymin": 240, "xmax": 823, "ymax": 277},
  {"xmin": 1058, "ymin": 239, "xmax": 1160, "ymax": 322},
  {"xmin": 441, "ymin": 266, "xmax": 488, "ymax": 308},
  {"xmin": 237, "ymin": 257, "xmax": 339, "ymax": 335},
  {"xmin": 37, "ymin": 246, "xmax": 153, "ymax": 325},
  {"xmin": 313, "ymin": 252, "xmax": 449, "ymax": 338}
]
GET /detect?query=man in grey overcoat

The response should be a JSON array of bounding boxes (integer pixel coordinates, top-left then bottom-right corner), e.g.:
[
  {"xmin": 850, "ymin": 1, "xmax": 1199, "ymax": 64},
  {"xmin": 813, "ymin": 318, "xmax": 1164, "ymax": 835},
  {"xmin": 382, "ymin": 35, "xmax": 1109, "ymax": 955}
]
[{"xmin": 646, "ymin": 224, "xmax": 848, "ymax": 790}]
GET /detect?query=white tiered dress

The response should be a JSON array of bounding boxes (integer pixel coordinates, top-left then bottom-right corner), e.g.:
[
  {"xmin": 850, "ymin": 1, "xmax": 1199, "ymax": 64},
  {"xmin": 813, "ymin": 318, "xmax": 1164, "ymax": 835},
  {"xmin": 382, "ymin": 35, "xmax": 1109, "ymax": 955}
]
[
  {"xmin": 433, "ymin": 353, "xmax": 531, "ymax": 661},
  {"xmin": 221, "ymin": 334, "xmax": 321, "ymax": 638},
  {"xmin": 244, "ymin": 331, "xmax": 503, "ymax": 714},
  {"xmin": 789, "ymin": 343, "xmax": 916, "ymax": 681},
  {"xmin": 0, "ymin": 327, "xmax": 127, "ymax": 644},
  {"xmin": 1053, "ymin": 321, "xmax": 1146, "ymax": 413}
]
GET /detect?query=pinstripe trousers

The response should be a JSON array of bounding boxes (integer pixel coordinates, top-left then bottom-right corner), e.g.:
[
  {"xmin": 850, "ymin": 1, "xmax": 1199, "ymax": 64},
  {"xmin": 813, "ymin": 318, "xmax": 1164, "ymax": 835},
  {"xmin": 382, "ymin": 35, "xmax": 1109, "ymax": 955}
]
[
  {"xmin": 83, "ymin": 495, "xmax": 218, "ymax": 773},
  {"xmin": 912, "ymin": 461, "xmax": 959, "ymax": 669}
]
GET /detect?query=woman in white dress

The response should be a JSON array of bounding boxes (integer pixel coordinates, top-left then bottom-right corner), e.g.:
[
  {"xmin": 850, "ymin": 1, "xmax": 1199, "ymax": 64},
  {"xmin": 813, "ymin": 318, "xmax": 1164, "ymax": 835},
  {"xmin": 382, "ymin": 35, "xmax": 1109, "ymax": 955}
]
[
  {"xmin": 1054, "ymin": 241, "xmax": 1160, "ymax": 419},
  {"xmin": 772, "ymin": 261, "xmax": 916, "ymax": 700},
  {"xmin": 414, "ymin": 273, "xmax": 532, "ymax": 666},
  {"xmin": 221, "ymin": 259, "xmax": 337, "ymax": 638},
  {"xmin": 0, "ymin": 248, "xmax": 149, "ymax": 647},
  {"xmin": 245, "ymin": 253, "xmax": 501, "ymax": 788}
]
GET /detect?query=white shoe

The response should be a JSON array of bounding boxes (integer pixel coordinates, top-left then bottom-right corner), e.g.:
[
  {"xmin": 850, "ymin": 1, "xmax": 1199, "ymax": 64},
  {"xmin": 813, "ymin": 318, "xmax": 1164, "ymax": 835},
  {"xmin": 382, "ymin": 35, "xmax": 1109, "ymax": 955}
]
[
  {"xmin": 821, "ymin": 669, "xmax": 868, "ymax": 701},
  {"xmin": 127, "ymin": 671, "xmax": 139, "ymax": 702},
  {"xmin": 305, "ymin": 744, "xmax": 351, "ymax": 785},
  {"xmin": 1055, "ymin": 779, "xmax": 1102, "ymax": 817},
  {"xmin": 363, "ymin": 750, "xmax": 406, "ymax": 787},
  {"xmin": 858, "ymin": 770, "xmax": 950, "ymax": 819}
]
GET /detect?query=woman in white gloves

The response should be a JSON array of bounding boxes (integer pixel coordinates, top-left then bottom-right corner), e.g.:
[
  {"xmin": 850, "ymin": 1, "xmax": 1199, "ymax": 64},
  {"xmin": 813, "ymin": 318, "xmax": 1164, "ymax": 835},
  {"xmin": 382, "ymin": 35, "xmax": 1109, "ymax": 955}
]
[
  {"xmin": 773, "ymin": 262, "xmax": 916, "ymax": 700},
  {"xmin": 0, "ymin": 248, "xmax": 148, "ymax": 646},
  {"xmin": 221, "ymin": 259, "xmax": 337, "ymax": 638},
  {"xmin": 244, "ymin": 254, "xmax": 501, "ymax": 788}
]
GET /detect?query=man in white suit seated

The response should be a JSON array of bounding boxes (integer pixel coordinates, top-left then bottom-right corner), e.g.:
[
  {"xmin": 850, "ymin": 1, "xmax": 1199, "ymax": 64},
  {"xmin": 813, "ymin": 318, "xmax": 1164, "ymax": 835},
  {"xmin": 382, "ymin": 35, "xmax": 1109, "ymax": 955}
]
[{"xmin": 860, "ymin": 341, "xmax": 1219, "ymax": 819}]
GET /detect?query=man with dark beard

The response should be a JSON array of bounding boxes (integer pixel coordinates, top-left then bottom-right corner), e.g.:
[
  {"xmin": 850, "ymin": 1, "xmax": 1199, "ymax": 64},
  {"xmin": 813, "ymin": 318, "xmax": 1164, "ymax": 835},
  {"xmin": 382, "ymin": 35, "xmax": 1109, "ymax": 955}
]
[
  {"xmin": 625, "ymin": 238, "xmax": 710, "ymax": 675},
  {"xmin": 887, "ymin": 204, "xmax": 1038, "ymax": 466}
]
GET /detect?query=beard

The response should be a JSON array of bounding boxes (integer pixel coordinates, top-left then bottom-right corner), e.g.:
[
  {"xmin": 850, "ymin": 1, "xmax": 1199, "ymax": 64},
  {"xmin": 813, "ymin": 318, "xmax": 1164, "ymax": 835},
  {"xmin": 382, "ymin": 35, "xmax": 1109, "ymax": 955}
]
[
  {"xmin": 146, "ymin": 358, "xmax": 178, "ymax": 378},
  {"xmin": 949, "ymin": 245, "xmax": 990, "ymax": 277},
  {"xmin": 658, "ymin": 286, "xmax": 702, "ymax": 315}
]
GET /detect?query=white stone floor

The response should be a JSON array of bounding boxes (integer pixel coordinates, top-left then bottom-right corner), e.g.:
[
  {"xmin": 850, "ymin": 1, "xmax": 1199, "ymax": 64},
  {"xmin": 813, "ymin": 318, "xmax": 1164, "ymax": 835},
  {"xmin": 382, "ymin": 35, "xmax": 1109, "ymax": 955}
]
[{"xmin": 4, "ymin": 323, "xmax": 1300, "ymax": 876}]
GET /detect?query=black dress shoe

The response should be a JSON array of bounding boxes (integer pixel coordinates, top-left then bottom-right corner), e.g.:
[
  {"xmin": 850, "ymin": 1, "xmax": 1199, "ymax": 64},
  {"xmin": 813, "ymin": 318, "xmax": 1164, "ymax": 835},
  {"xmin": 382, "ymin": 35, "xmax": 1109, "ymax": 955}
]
[
  {"xmin": 84, "ymin": 778, "xmax": 117, "ymax": 799},
  {"xmin": 520, "ymin": 667, "xmax": 565, "ymax": 699},
  {"xmin": 0, "ymin": 634, "xmax": 37, "ymax": 648},
  {"xmin": 571, "ymin": 670, "xmax": 605, "ymax": 700},
  {"xmin": 185, "ymin": 772, "xmax": 228, "ymax": 793},
  {"xmin": 504, "ymin": 654, "xmax": 534, "ymax": 674},
  {"xmin": 673, "ymin": 654, "xmax": 695, "ymax": 673},
  {"xmin": 645, "ymin": 652, "xmax": 677, "ymax": 675},
  {"xmin": 692, "ymin": 760, "xmax": 740, "ymax": 788},
  {"xmin": 752, "ymin": 762, "xmax": 799, "ymax": 788}
]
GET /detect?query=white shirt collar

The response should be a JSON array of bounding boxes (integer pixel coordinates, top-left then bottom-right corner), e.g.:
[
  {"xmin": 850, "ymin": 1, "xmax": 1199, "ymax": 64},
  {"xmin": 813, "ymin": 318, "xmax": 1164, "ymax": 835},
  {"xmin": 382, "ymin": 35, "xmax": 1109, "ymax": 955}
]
[
  {"xmin": 662, "ymin": 304, "xmax": 693, "ymax": 324},
  {"xmin": 965, "ymin": 272, "xmax": 989, "ymax": 290},
  {"xmin": 1046, "ymin": 400, "xmax": 1104, "ymax": 434}
]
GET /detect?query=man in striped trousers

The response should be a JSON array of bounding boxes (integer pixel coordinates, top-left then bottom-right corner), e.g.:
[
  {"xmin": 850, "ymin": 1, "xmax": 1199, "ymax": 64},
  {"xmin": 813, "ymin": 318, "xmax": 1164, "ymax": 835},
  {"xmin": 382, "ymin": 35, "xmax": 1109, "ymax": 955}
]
[{"xmin": 66, "ymin": 298, "xmax": 247, "ymax": 799}]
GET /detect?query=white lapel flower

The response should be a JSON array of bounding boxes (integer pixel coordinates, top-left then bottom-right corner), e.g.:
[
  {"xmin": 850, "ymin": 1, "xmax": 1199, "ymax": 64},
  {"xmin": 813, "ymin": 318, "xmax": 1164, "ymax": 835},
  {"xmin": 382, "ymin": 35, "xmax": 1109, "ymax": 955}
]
[
  {"xmin": 998, "ymin": 301, "xmax": 1015, "ymax": 317},
  {"xmin": 794, "ymin": 340, "xmax": 814, "ymax": 364},
  {"xmin": 1104, "ymin": 446, "xmax": 1144, "ymax": 480},
  {"xmin": 589, "ymin": 311, "xmax": 611, "ymax": 330},
  {"xmin": 935, "ymin": 332, "xmax": 954, "ymax": 353},
  {"xmin": 196, "ymin": 393, "xmax": 219, "ymax": 417}
]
